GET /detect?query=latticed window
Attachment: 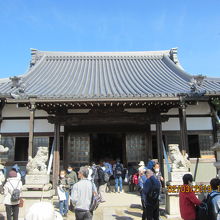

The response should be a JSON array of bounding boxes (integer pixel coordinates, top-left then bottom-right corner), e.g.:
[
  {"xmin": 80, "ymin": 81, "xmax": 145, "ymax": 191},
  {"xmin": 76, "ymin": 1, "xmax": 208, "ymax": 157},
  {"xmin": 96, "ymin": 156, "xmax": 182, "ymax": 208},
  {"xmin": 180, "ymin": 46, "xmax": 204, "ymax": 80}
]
[
  {"xmin": 199, "ymin": 134, "xmax": 214, "ymax": 156},
  {"xmin": 126, "ymin": 133, "xmax": 146, "ymax": 163},
  {"xmin": 68, "ymin": 134, "xmax": 90, "ymax": 164}
]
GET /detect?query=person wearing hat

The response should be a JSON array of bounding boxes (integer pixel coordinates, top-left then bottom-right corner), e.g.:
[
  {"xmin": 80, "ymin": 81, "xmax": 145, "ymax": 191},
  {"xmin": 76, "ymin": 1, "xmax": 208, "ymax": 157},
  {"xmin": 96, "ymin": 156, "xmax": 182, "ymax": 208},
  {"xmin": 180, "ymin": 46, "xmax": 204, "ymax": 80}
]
[
  {"xmin": 3, "ymin": 169, "xmax": 22, "ymax": 220},
  {"xmin": 138, "ymin": 161, "xmax": 146, "ymax": 172}
]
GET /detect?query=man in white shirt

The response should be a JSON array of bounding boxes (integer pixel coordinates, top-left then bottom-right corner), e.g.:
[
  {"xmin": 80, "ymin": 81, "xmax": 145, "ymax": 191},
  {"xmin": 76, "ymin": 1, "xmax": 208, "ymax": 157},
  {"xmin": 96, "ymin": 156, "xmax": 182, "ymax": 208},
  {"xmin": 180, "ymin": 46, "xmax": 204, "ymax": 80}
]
[{"xmin": 71, "ymin": 166, "xmax": 95, "ymax": 220}]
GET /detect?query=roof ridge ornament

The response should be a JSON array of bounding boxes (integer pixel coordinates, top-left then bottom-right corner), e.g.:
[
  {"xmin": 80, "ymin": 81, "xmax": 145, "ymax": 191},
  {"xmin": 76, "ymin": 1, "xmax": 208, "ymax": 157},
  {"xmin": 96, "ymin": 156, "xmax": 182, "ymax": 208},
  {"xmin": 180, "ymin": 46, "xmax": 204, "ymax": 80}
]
[
  {"xmin": 190, "ymin": 74, "xmax": 206, "ymax": 92},
  {"xmin": 169, "ymin": 48, "xmax": 184, "ymax": 70},
  {"xmin": 30, "ymin": 48, "xmax": 38, "ymax": 67},
  {"xmin": 9, "ymin": 76, "xmax": 26, "ymax": 99}
]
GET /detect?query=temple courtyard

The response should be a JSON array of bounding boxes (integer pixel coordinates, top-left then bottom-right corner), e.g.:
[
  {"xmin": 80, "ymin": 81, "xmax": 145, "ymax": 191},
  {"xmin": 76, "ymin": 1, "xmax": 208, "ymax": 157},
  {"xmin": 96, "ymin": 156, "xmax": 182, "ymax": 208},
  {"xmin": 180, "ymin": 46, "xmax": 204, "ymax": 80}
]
[{"xmin": 0, "ymin": 192, "xmax": 182, "ymax": 220}]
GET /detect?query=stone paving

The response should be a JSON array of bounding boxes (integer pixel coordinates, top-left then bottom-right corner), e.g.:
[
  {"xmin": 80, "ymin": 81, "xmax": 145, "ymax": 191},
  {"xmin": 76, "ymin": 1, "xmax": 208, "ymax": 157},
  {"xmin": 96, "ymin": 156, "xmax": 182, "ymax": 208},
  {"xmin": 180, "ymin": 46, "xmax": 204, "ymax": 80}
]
[
  {"xmin": 61, "ymin": 192, "xmax": 181, "ymax": 220},
  {"xmin": 0, "ymin": 192, "xmax": 182, "ymax": 220}
]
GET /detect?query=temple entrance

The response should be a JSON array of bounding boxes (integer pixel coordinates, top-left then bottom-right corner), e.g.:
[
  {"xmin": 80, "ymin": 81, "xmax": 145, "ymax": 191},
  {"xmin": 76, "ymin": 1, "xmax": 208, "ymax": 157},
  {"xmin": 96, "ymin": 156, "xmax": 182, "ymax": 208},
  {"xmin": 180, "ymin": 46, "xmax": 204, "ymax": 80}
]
[{"xmin": 91, "ymin": 133, "xmax": 123, "ymax": 163}]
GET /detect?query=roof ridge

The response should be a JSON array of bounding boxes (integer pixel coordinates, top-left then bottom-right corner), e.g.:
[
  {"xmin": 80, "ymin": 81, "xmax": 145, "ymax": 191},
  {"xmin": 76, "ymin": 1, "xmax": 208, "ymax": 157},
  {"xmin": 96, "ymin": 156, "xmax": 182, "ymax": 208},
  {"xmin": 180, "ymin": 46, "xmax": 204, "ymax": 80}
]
[{"xmin": 31, "ymin": 49, "xmax": 171, "ymax": 57}]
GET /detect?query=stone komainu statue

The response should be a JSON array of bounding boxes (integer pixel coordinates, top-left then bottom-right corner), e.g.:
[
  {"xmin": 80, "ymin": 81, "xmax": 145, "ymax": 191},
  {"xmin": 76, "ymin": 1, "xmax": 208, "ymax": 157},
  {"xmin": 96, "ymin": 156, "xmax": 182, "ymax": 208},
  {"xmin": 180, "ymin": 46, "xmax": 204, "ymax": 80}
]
[
  {"xmin": 168, "ymin": 144, "xmax": 191, "ymax": 171},
  {"xmin": 26, "ymin": 147, "xmax": 48, "ymax": 175}
]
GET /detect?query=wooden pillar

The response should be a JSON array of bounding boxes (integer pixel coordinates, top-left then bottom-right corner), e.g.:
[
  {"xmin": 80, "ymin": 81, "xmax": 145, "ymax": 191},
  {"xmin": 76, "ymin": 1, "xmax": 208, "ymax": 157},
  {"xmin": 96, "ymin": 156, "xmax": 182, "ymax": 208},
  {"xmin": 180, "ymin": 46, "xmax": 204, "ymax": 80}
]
[
  {"xmin": 146, "ymin": 124, "xmax": 152, "ymax": 159},
  {"xmin": 179, "ymin": 102, "xmax": 189, "ymax": 153},
  {"xmin": 28, "ymin": 103, "xmax": 36, "ymax": 157},
  {"xmin": 53, "ymin": 122, "xmax": 60, "ymax": 188},
  {"xmin": 156, "ymin": 121, "xmax": 164, "ymax": 177}
]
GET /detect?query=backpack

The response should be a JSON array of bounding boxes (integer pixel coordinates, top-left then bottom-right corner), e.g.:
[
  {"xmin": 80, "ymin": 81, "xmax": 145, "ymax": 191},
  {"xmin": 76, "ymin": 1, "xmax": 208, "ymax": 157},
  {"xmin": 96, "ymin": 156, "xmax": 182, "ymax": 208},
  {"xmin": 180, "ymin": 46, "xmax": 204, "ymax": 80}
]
[
  {"xmin": 9, "ymin": 180, "xmax": 21, "ymax": 202},
  {"xmin": 132, "ymin": 174, "xmax": 139, "ymax": 185},
  {"xmin": 115, "ymin": 164, "xmax": 123, "ymax": 176},
  {"xmin": 196, "ymin": 193, "xmax": 220, "ymax": 220},
  {"xmin": 89, "ymin": 181, "xmax": 101, "ymax": 212},
  {"xmin": 147, "ymin": 177, "xmax": 160, "ymax": 206},
  {"xmin": 91, "ymin": 167, "xmax": 99, "ymax": 180},
  {"xmin": 103, "ymin": 172, "xmax": 110, "ymax": 183}
]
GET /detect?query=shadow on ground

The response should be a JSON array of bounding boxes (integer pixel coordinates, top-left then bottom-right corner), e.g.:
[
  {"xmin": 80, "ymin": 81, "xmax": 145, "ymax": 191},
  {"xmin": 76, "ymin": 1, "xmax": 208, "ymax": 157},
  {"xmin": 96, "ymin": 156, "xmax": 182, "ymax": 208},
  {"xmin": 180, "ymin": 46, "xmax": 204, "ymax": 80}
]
[
  {"xmin": 124, "ymin": 210, "xmax": 142, "ymax": 218},
  {"xmin": 112, "ymin": 215, "xmax": 133, "ymax": 220}
]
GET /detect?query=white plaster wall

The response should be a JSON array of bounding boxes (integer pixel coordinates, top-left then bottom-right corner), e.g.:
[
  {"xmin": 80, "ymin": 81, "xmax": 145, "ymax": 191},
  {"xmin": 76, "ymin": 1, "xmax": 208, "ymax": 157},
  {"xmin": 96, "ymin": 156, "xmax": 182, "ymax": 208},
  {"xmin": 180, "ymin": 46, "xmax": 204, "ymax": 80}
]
[
  {"xmin": 34, "ymin": 120, "xmax": 54, "ymax": 132},
  {"xmin": 0, "ymin": 119, "xmax": 64, "ymax": 133},
  {"xmin": 186, "ymin": 117, "xmax": 212, "ymax": 130},
  {"xmin": 186, "ymin": 102, "xmax": 210, "ymax": 115},
  {"xmin": 151, "ymin": 118, "xmax": 180, "ymax": 131},
  {"xmin": 150, "ymin": 117, "xmax": 212, "ymax": 131},
  {"xmin": 0, "ymin": 120, "xmax": 29, "ymax": 133},
  {"xmin": 163, "ymin": 102, "xmax": 210, "ymax": 115},
  {"xmin": 162, "ymin": 118, "xmax": 180, "ymax": 130},
  {"xmin": 2, "ymin": 104, "xmax": 48, "ymax": 117},
  {"xmin": 164, "ymin": 108, "xmax": 178, "ymax": 115}
]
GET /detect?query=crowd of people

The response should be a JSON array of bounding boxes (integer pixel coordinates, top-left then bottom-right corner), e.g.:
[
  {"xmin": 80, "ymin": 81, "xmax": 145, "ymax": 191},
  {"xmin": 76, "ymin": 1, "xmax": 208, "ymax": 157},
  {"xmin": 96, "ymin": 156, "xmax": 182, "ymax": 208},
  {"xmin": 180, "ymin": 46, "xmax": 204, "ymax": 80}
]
[{"xmin": 1, "ymin": 159, "xmax": 220, "ymax": 220}]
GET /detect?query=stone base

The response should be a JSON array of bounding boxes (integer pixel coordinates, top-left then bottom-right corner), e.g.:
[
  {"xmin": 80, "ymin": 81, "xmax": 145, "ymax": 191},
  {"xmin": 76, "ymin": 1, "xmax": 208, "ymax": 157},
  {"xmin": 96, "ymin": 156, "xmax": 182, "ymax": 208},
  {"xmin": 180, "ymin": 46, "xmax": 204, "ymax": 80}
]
[
  {"xmin": 25, "ymin": 174, "xmax": 49, "ymax": 185},
  {"xmin": 22, "ymin": 183, "xmax": 52, "ymax": 190},
  {"xmin": 168, "ymin": 171, "xmax": 191, "ymax": 183},
  {"xmin": 166, "ymin": 192, "xmax": 181, "ymax": 216},
  {"xmin": 20, "ymin": 189, "xmax": 55, "ymax": 218}
]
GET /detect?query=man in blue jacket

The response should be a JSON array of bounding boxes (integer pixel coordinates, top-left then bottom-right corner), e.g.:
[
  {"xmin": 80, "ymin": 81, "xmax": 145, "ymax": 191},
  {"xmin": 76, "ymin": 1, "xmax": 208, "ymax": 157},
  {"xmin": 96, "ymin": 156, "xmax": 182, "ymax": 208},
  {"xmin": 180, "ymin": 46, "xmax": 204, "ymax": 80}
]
[
  {"xmin": 143, "ymin": 169, "xmax": 160, "ymax": 220},
  {"xmin": 138, "ymin": 168, "xmax": 147, "ymax": 220}
]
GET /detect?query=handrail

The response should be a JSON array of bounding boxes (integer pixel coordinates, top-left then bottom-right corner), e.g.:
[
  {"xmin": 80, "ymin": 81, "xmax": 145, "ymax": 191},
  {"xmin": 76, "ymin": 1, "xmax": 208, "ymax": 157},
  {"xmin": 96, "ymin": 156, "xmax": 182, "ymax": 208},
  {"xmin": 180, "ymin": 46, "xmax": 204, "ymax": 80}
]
[
  {"xmin": 47, "ymin": 139, "xmax": 55, "ymax": 175},
  {"xmin": 162, "ymin": 141, "xmax": 171, "ymax": 173}
]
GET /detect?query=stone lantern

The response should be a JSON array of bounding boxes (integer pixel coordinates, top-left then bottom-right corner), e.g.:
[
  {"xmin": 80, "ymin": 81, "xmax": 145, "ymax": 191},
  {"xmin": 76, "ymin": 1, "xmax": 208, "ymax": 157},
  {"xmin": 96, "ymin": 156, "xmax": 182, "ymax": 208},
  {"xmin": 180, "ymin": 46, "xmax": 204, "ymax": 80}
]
[
  {"xmin": 211, "ymin": 98, "xmax": 220, "ymax": 176},
  {"xmin": 211, "ymin": 121, "xmax": 220, "ymax": 177}
]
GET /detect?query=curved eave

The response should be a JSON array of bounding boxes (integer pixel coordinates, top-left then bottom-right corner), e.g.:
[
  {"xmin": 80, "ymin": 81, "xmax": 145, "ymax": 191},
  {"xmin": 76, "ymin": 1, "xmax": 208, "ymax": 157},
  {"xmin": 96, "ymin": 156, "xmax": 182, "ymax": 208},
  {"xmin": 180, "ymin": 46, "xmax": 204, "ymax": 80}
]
[{"xmin": 5, "ymin": 96, "xmax": 181, "ymax": 103}]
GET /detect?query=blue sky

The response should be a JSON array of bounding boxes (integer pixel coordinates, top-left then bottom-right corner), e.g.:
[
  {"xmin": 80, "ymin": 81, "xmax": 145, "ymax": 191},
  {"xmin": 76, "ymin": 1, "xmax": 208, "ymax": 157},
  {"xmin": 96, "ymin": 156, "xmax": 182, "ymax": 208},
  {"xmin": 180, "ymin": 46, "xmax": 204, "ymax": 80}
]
[{"xmin": 0, "ymin": 0, "xmax": 220, "ymax": 78}]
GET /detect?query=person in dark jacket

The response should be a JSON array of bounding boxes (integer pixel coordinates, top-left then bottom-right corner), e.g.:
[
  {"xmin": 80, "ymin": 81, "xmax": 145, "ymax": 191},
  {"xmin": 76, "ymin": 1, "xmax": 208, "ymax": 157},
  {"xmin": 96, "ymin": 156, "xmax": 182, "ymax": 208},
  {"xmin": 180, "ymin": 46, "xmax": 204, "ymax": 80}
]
[
  {"xmin": 66, "ymin": 165, "xmax": 78, "ymax": 211},
  {"xmin": 208, "ymin": 178, "xmax": 220, "ymax": 220},
  {"xmin": 66, "ymin": 165, "xmax": 78, "ymax": 188},
  {"xmin": 138, "ymin": 168, "xmax": 147, "ymax": 220},
  {"xmin": 91, "ymin": 162, "xmax": 99, "ymax": 190},
  {"xmin": 98, "ymin": 161, "xmax": 106, "ymax": 202},
  {"xmin": 113, "ymin": 159, "xmax": 124, "ymax": 193},
  {"xmin": 142, "ymin": 169, "xmax": 160, "ymax": 220},
  {"xmin": 152, "ymin": 163, "xmax": 164, "ymax": 192},
  {"xmin": 179, "ymin": 174, "xmax": 201, "ymax": 220}
]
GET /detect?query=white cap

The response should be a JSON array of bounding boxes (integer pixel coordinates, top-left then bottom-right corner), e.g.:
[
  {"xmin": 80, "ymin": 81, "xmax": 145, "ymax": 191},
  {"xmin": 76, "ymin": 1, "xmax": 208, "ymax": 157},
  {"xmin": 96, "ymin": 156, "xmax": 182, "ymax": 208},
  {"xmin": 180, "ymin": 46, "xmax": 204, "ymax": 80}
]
[{"xmin": 138, "ymin": 161, "xmax": 145, "ymax": 166}]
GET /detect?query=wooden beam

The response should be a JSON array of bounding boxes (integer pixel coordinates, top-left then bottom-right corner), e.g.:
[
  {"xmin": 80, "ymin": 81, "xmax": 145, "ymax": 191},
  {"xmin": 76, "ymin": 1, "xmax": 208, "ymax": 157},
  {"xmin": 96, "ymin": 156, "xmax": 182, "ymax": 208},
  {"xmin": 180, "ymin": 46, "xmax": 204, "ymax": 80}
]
[
  {"xmin": 209, "ymin": 102, "xmax": 218, "ymax": 143},
  {"xmin": 179, "ymin": 103, "xmax": 189, "ymax": 153},
  {"xmin": 52, "ymin": 122, "xmax": 60, "ymax": 189},
  {"xmin": 28, "ymin": 103, "xmax": 36, "ymax": 157},
  {"xmin": 156, "ymin": 121, "xmax": 164, "ymax": 177}
]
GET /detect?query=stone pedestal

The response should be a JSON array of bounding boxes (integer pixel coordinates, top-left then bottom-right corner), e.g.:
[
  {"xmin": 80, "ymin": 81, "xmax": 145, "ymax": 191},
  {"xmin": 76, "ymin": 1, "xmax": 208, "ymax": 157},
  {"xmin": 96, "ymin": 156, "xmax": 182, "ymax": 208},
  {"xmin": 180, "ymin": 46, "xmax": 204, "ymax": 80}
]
[
  {"xmin": 166, "ymin": 192, "xmax": 180, "ymax": 216},
  {"xmin": 25, "ymin": 174, "xmax": 49, "ymax": 185},
  {"xmin": 19, "ymin": 189, "xmax": 55, "ymax": 218},
  {"xmin": 166, "ymin": 170, "xmax": 191, "ymax": 216},
  {"xmin": 20, "ymin": 174, "xmax": 53, "ymax": 217},
  {"xmin": 168, "ymin": 170, "xmax": 191, "ymax": 185},
  {"xmin": 212, "ymin": 140, "xmax": 220, "ymax": 177}
]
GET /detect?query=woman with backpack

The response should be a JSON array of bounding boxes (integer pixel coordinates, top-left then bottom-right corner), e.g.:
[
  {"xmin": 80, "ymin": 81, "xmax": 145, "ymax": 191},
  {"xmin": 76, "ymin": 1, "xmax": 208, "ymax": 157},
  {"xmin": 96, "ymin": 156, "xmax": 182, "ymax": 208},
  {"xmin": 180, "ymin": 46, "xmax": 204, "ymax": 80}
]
[{"xmin": 3, "ymin": 169, "xmax": 22, "ymax": 220}]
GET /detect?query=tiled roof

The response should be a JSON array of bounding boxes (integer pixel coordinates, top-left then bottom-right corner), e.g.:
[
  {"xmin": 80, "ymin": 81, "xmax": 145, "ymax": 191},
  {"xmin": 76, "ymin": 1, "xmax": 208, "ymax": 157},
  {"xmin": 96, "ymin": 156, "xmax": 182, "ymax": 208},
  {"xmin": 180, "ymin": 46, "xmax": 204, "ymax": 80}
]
[{"xmin": 0, "ymin": 48, "xmax": 219, "ymax": 100}]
